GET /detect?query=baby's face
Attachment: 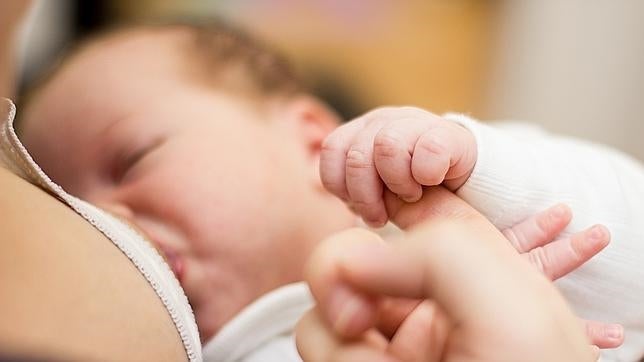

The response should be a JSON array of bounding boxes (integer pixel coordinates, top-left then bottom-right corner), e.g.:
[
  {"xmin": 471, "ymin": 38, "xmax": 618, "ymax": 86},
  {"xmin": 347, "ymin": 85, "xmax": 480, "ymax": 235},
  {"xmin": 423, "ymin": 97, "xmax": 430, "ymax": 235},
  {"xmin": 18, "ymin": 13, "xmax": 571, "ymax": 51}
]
[{"xmin": 21, "ymin": 29, "xmax": 354, "ymax": 340}]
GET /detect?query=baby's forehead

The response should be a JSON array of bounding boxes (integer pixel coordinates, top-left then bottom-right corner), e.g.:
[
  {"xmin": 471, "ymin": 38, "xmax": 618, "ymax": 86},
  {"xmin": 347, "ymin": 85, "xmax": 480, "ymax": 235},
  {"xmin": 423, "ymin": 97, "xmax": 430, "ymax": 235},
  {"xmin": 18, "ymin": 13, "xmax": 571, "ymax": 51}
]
[
  {"xmin": 20, "ymin": 29, "xmax": 196, "ymax": 142},
  {"xmin": 65, "ymin": 28, "xmax": 193, "ymax": 85}
]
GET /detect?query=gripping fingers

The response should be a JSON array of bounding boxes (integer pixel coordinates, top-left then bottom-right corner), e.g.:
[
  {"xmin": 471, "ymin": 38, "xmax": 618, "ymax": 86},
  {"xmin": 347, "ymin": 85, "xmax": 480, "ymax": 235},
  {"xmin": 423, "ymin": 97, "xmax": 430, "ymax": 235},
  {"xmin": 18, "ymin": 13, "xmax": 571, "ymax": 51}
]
[
  {"xmin": 296, "ymin": 310, "xmax": 394, "ymax": 362},
  {"xmin": 320, "ymin": 120, "xmax": 369, "ymax": 201},
  {"xmin": 411, "ymin": 124, "xmax": 477, "ymax": 190},
  {"xmin": 373, "ymin": 126, "xmax": 424, "ymax": 203},
  {"xmin": 345, "ymin": 121, "xmax": 393, "ymax": 226}
]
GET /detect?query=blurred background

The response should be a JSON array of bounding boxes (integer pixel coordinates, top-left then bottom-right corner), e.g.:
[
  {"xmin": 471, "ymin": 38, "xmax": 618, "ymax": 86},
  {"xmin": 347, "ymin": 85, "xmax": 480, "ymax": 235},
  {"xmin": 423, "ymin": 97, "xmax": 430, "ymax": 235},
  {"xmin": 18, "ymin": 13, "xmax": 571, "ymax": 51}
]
[{"xmin": 16, "ymin": 0, "xmax": 644, "ymax": 159}]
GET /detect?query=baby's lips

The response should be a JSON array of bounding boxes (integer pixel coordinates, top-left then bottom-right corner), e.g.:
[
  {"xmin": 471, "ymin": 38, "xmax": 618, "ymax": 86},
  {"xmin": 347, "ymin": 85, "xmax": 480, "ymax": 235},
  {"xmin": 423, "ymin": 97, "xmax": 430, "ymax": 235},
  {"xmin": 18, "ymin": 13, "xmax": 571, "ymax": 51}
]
[{"xmin": 158, "ymin": 243, "xmax": 185, "ymax": 282}]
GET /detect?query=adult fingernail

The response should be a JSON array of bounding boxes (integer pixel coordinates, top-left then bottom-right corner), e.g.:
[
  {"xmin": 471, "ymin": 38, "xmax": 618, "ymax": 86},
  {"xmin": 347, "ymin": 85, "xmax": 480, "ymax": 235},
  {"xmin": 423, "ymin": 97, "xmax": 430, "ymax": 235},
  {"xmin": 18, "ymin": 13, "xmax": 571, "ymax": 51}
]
[{"xmin": 400, "ymin": 193, "xmax": 421, "ymax": 203}]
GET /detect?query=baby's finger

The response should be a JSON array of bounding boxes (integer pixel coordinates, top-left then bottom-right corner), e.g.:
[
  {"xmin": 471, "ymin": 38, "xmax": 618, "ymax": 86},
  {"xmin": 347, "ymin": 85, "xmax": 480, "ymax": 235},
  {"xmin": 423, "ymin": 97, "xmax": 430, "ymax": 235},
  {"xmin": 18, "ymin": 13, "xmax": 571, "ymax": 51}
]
[
  {"xmin": 346, "ymin": 123, "xmax": 389, "ymax": 227},
  {"xmin": 320, "ymin": 119, "xmax": 368, "ymax": 201},
  {"xmin": 522, "ymin": 224, "xmax": 610, "ymax": 281},
  {"xmin": 373, "ymin": 123, "xmax": 427, "ymax": 203},
  {"xmin": 411, "ymin": 123, "xmax": 477, "ymax": 191},
  {"xmin": 583, "ymin": 319, "xmax": 624, "ymax": 349},
  {"xmin": 502, "ymin": 204, "xmax": 572, "ymax": 253}
]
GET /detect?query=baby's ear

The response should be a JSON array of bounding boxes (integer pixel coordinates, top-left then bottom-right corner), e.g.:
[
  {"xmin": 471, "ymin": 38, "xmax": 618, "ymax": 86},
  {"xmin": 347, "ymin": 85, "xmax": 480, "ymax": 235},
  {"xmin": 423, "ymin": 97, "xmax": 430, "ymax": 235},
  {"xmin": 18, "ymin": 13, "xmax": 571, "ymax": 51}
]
[
  {"xmin": 278, "ymin": 95, "xmax": 342, "ymax": 158},
  {"xmin": 274, "ymin": 95, "xmax": 342, "ymax": 191}
]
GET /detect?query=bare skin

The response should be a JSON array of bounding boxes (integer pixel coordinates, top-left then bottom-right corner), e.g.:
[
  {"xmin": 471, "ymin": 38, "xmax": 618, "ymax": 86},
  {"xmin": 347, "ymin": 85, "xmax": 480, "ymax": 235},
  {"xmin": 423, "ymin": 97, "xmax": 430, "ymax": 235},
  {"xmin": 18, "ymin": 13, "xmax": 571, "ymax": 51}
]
[
  {"xmin": 0, "ymin": 165, "xmax": 188, "ymax": 360},
  {"xmin": 0, "ymin": 3, "xmax": 187, "ymax": 360}
]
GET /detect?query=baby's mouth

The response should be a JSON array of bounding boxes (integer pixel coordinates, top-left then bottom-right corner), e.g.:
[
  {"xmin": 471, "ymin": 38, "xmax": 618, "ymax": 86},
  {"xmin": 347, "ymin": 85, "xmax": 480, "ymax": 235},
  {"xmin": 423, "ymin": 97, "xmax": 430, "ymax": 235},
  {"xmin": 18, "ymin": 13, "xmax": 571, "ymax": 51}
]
[{"xmin": 156, "ymin": 242, "xmax": 185, "ymax": 283}]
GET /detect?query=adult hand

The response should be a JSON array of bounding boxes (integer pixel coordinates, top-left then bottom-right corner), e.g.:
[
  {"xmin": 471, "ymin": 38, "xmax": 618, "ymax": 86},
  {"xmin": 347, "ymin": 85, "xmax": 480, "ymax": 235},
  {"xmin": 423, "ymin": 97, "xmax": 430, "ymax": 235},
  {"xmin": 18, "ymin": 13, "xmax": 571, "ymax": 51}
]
[
  {"xmin": 297, "ymin": 188, "xmax": 621, "ymax": 361},
  {"xmin": 297, "ymin": 220, "xmax": 596, "ymax": 361}
]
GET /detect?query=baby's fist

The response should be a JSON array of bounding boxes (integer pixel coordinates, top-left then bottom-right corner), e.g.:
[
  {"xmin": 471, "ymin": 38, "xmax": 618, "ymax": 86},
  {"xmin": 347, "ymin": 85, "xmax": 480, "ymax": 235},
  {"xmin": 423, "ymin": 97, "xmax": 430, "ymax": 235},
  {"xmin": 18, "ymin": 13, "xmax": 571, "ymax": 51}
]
[{"xmin": 320, "ymin": 107, "xmax": 477, "ymax": 226}]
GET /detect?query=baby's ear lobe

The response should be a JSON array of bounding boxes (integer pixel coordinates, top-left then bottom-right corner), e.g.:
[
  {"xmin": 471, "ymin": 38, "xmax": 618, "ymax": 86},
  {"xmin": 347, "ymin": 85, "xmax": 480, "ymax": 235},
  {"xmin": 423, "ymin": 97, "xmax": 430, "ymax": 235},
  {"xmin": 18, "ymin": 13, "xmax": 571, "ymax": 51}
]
[{"xmin": 282, "ymin": 95, "xmax": 342, "ymax": 157}]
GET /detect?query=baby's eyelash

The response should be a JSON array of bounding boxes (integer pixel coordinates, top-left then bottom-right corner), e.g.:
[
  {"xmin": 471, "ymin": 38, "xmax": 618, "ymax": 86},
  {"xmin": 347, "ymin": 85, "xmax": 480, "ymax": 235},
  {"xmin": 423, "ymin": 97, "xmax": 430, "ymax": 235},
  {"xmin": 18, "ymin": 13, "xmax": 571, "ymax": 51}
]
[{"xmin": 111, "ymin": 137, "xmax": 167, "ymax": 182}]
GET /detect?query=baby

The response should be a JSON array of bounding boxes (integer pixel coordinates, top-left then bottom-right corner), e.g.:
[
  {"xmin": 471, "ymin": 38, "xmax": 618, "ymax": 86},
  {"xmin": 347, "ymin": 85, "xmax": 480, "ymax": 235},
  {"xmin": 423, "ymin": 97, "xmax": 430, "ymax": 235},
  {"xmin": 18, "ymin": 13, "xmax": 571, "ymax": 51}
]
[{"xmin": 16, "ymin": 21, "xmax": 637, "ymax": 361}]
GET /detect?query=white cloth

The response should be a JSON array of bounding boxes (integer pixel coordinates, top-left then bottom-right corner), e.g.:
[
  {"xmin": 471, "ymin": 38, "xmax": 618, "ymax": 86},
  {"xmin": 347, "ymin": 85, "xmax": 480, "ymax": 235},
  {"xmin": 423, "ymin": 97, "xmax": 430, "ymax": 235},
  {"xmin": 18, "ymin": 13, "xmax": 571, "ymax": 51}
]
[
  {"xmin": 0, "ymin": 99, "xmax": 202, "ymax": 362},
  {"xmin": 202, "ymin": 283, "xmax": 312, "ymax": 362},
  {"xmin": 446, "ymin": 113, "xmax": 644, "ymax": 362}
]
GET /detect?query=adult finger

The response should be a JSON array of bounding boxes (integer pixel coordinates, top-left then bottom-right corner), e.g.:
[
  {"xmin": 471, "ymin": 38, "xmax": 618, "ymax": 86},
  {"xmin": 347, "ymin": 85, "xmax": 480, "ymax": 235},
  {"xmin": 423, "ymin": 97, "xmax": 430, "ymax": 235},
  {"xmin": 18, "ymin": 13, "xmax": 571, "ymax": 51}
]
[
  {"xmin": 386, "ymin": 300, "xmax": 449, "ymax": 362},
  {"xmin": 304, "ymin": 228, "xmax": 383, "ymax": 338},
  {"xmin": 384, "ymin": 186, "xmax": 483, "ymax": 230},
  {"xmin": 374, "ymin": 297, "xmax": 422, "ymax": 339},
  {"xmin": 296, "ymin": 309, "xmax": 394, "ymax": 362},
  {"xmin": 335, "ymin": 219, "xmax": 536, "ymax": 323}
]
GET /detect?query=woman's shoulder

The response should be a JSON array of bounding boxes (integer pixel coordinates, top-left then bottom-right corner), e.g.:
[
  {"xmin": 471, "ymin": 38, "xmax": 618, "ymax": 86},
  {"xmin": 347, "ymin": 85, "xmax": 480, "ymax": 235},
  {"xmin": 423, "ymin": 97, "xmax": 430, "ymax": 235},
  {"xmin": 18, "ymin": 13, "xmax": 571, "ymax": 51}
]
[{"xmin": 0, "ymin": 166, "xmax": 188, "ymax": 361}]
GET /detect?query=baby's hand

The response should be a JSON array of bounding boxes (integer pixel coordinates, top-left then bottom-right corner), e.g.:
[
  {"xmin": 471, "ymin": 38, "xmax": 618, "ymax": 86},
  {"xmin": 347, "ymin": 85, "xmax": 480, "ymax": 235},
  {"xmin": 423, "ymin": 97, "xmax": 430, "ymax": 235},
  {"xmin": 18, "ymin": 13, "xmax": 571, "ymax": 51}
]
[{"xmin": 320, "ymin": 107, "xmax": 477, "ymax": 226}]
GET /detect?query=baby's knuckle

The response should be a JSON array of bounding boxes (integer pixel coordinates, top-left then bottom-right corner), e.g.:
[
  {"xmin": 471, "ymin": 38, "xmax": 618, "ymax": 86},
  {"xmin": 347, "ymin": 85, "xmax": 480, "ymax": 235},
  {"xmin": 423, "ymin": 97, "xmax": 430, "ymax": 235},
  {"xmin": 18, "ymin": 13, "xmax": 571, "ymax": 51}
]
[
  {"xmin": 531, "ymin": 247, "xmax": 550, "ymax": 275},
  {"xmin": 345, "ymin": 148, "xmax": 373, "ymax": 170},
  {"xmin": 320, "ymin": 134, "xmax": 344, "ymax": 153},
  {"xmin": 411, "ymin": 167, "xmax": 443, "ymax": 186},
  {"xmin": 374, "ymin": 132, "xmax": 405, "ymax": 159}
]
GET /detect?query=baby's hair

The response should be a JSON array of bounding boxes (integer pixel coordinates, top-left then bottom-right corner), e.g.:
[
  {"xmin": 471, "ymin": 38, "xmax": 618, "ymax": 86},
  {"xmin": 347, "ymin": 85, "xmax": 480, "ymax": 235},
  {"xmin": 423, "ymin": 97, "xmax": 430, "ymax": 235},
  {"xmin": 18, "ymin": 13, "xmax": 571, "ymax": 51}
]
[
  {"xmin": 19, "ymin": 18, "xmax": 306, "ymax": 115},
  {"xmin": 177, "ymin": 18, "xmax": 305, "ymax": 99}
]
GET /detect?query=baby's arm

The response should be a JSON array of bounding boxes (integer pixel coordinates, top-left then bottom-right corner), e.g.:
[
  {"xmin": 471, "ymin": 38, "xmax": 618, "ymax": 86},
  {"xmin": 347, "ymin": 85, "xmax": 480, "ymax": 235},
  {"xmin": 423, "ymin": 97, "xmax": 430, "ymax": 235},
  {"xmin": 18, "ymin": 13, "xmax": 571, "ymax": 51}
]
[{"xmin": 444, "ymin": 113, "xmax": 644, "ymax": 234}]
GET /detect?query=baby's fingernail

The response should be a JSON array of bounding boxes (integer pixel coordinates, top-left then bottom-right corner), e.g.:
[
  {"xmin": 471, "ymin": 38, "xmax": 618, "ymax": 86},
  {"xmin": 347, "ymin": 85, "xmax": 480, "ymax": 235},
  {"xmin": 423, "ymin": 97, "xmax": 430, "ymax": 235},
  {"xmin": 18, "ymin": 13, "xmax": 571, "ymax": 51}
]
[
  {"xmin": 328, "ymin": 286, "xmax": 371, "ymax": 336},
  {"xmin": 606, "ymin": 324, "xmax": 624, "ymax": 340},
  {"xmin": 588, "ymin": 225, "xmax": 608, "ymax": 242},
  {"xmin": 551, "ymin": 203, "xmax": 570, "ymax": 218}
]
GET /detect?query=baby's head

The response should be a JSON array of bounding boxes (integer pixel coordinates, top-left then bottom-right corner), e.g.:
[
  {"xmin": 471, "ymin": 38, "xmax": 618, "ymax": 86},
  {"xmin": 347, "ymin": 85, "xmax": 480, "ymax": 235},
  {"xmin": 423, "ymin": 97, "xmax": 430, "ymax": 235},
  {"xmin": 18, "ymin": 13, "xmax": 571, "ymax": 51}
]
[{"xmin": 19, "ymin": 21, "xmax": 355, "ymax": 340}]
